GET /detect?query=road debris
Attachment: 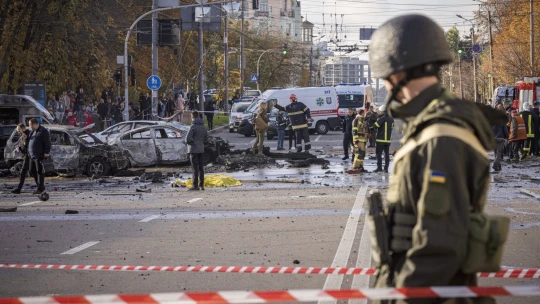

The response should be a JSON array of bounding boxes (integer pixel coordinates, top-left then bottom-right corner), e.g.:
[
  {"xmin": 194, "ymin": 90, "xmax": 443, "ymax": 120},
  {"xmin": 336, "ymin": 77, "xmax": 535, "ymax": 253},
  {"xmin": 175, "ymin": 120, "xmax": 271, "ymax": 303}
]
[
  {"xmin": 181, "ymin": 174, "xmax": 242, "ymax": 188},
  {"xmin": 65, "ymin": 210, "xmax": 79, "ymax": 214},
  {"xmin": 0, "ymin": 207, "xmax": 17, "ymax": 212}
]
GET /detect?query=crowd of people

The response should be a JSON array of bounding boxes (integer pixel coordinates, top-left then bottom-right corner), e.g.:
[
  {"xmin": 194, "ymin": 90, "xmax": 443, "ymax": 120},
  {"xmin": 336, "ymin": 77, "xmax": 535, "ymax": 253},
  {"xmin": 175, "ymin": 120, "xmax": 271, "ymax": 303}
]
[{"xmin": 492, "ymin": 99, "xmax": 540, "ymax": 171}]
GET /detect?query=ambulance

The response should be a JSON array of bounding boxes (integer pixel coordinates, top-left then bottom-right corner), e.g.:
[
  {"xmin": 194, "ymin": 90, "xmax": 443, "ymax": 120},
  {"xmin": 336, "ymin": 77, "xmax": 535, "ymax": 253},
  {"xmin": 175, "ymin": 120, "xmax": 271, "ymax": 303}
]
[{"xmin": 335, "ymin": 84, "xmax": 374, "ymax": 119}]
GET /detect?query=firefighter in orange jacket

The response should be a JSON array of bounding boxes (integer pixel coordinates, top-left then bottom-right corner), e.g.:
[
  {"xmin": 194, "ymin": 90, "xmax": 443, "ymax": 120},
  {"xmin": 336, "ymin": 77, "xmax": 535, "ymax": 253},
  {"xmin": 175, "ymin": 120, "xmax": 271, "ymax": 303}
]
[{"xmin": 509, "ymin": 110, "xmax": 527, "ymax": 161}]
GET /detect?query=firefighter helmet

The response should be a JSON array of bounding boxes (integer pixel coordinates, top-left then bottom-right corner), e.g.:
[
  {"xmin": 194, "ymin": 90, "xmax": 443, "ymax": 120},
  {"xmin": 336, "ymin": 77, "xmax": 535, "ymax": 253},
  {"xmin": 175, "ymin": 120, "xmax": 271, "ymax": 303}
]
[
  {"xmin": 369, "ymin": 14, "xmax": 453, "ymax": 79},
  {"xmin": 289, "ymin": 94, "xmax": 297, "ymax": 101}
]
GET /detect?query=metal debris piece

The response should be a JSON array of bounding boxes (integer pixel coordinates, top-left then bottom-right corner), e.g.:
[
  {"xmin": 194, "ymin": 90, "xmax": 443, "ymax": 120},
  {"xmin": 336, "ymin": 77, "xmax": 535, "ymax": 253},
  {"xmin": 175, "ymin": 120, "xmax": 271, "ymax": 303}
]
[
  {"xmin": 65, "ymin": 210, "xmax": 79, "ymax": 214},
  {"xmin": 0, "ymin": 207, "xmax": 17, "ymax": 212}
]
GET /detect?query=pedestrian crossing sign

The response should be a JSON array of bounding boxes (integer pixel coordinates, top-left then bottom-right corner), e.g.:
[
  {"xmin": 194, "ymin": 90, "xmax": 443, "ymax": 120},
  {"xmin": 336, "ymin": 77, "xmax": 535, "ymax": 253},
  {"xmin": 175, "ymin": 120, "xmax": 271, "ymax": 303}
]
[{"xmin": 251, "ymin": 74, "xmax": 258, "ymax": 83}]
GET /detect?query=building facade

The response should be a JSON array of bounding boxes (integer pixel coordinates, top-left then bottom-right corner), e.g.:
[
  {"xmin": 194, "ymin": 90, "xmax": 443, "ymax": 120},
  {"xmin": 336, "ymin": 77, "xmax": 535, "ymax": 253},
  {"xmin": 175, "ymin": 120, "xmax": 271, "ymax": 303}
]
[
  {"xmin": 322, "ymin": 55, "xmax": 372, "ymax": 86},
  {"xmin": 243, "ymin": 0, "xmax": 302, "ymax": 41}
]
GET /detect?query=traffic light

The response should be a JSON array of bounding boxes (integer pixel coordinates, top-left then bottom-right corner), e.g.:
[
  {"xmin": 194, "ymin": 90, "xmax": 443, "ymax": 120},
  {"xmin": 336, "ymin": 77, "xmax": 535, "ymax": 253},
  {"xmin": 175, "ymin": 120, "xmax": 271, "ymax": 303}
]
[
  {"xmin": 282, "ymin": 43, "xmax": 288, "ymax": 55},
  {"xmin": 130, "ymin": 67, "xmax": 136, "ymax": 86},
  {"xmin": 114, "ymin": 68, "xmax": 122, "ymax": 86},
  {"xmin": 458, "ymin": 49, "xmax": 463, "ymax": 54}
]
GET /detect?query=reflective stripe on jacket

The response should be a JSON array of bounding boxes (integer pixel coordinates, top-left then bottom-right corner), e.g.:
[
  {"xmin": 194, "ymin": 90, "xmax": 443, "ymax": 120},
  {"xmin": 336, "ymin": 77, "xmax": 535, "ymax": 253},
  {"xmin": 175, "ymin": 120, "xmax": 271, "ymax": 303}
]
[
  {"xmin": 374, "ymin": 114, "xmax": 394, "ymax": 143},
  {"xmin": 274, "ymin": 102, "xmax": 311, "ymax": 130},
  {"xmin": 520, "ymin": 112, "xmax": 535, "ymax": 138}
]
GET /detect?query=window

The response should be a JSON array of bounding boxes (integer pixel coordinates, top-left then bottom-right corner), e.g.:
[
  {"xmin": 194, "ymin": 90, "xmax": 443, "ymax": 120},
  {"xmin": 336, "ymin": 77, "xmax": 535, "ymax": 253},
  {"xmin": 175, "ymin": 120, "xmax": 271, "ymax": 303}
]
[
  {"xmin": 338, "ymin": 94, "xmax": 365, "ymax": 108},
  {"xmin": 165, "ymin": 128, "xmax": 183, "ymax": 138},
  {"xmin": 50, "ymin": 131, "xmax": 73, "ymax": 146},
  {"xmin": 107, "ymin": 123, "xmax": 131, "ymax": 134},
  {"xmin": 130, "ymin": 130, "xmax": 152, "ymax": 139},
  {"xmin": 134, "ymin": 122, "xmax": 154, "ymax": 129},
  {"xmin": 154, "ymin": 129, "xmax": 166, "ymax": 138}
]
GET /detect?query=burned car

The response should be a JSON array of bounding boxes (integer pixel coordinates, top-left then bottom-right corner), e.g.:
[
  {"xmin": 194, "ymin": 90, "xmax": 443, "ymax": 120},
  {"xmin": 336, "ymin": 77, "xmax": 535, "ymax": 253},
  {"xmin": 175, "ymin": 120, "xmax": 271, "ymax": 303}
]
[
  {"xmin": 5, "ymin": 125, "xmax": 129, "ymax": 177},
  {"xmin": 81, "ymin": 121, "xmax": 189, "ymax": 145},
  {"xmin": 108, "ymin": 125, "xmax": 231, "ymax": 167}
]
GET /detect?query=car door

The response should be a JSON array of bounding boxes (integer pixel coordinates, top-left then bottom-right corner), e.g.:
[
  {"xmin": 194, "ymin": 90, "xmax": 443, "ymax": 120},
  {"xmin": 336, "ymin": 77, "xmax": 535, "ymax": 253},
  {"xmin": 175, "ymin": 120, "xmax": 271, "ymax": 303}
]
[
  {"xmin": 120, "ymin": 129, "xmax": 157, "ymax": 167},
  {"xmin": 48, "ymin": 130, "xmax": 79, "ymax": 171},
  {"xmin": 153, "ymin": 127, "xmax": 187, "ymax": 164}
]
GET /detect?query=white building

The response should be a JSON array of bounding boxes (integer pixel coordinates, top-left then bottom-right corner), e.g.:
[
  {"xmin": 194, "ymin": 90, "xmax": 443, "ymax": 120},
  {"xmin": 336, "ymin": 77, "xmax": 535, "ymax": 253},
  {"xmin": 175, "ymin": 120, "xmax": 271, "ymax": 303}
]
[
  {"xmin": 243, "ymin": 0, "xmax": 303, "ymax": 41},
  {"xmin": 323, "ymin": 53, "xmax": 372, "ymax": 86}
]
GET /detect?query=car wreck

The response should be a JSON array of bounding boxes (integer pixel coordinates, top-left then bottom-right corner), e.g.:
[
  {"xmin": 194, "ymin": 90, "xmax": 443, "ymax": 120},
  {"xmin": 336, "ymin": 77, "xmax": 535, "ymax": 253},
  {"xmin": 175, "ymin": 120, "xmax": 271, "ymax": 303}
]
[
  {"xmin": 4, "ymin": 124, "xmax": 129, "ymax": 177},
  {"xmin": 108, "ymin": 124, "xmax": 231, "ymax": 167}
]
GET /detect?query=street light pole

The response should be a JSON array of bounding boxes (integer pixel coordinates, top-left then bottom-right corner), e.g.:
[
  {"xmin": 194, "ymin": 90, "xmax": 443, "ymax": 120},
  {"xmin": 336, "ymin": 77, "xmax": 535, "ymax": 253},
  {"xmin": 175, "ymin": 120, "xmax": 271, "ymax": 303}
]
[
  {"xmin": 256, "ymin": 48, "xmax": 279, "ymax": 91},
  {"xmin": 457, "ymin": 14, "xmax": 478, "ymax": 102},
  {"xmin": 122, "ymin": 1, "xmax": 233, "ymax": 122},
  {"xmin": 531, "ymin": 0, "xmax": 535, "ymax": 75},
  {"xmin": 151, "ymin": 0, "xmax": 158, "ymax": 120},
  {"xmin": 223, "ymin": 1, "xmax": 229, "ymax": 112}
]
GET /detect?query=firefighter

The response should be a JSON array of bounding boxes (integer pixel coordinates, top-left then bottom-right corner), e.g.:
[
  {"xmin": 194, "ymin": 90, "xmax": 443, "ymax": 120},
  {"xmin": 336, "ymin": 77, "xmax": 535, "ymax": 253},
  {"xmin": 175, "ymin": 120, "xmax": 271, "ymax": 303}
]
[
  {"xmin": 352, "ymin": 109, "xmax": 368, "ymax": 172},
  {"xmin": 274, "ymin": 94, "xmax": 313, "ymax": 153},
  {"xmin": 368, "ymin": 14, "xmax": 508, "ymax": 304},
  {"xmin": 519, "ymin": 102, "xmax": 538, "ymax": 158},
  {"xmin": 510, "ymin": 109, "xmax": 528, "ymax": 161},
  {"xmin": 374, "ymin": 105, "xmax": 394, "ymax": 173},
  {"xmin": 365, "ymin": 105, "xmax": 378, "ymax": 147}
]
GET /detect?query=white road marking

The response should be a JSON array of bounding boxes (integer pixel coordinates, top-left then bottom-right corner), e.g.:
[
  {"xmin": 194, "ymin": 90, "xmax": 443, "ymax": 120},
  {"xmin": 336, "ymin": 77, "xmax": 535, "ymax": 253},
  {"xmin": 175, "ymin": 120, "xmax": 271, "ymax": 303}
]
[
  {"xmin": 520, "ymin": 189, "xmax": 540, "ymax": 200},
  {"xmin": 60, "ymin": 241, "xmax": 100, "ymax": 255},
  {"xmin": 249, "ymin": 138, "xmax": 256, "ymax": 144},
  {"xmin": 319, "ymin": 187, "xmax": 367, "ymax": 304},
  {"xmin": 349, "ymin": 211, "xmax": 373, "ymax": 304},
  {"xmin": 187, "ymin": 198, "xmax": 202, "ymax": 203},
  {"xmin": 20, "ymin": 201, "xmax": 41, "ymax": 206},
  {"xmin": 315, "ymin": 135, "xmax": 322, "ymax": 142},
  {"xmin": 139, "ymin": 215, "xmax": 160, "ymax": 223},
  {"xmin": 333, "ymin": 146, "xmax": 342, "ymax": 149}
]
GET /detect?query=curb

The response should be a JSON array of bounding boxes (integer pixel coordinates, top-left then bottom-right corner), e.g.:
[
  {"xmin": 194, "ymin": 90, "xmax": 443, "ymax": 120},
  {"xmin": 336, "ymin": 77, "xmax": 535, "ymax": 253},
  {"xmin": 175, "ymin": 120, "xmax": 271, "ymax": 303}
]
[{"xmin": 209, "ymin": 124, "xmax": 228, "ymax": 135}]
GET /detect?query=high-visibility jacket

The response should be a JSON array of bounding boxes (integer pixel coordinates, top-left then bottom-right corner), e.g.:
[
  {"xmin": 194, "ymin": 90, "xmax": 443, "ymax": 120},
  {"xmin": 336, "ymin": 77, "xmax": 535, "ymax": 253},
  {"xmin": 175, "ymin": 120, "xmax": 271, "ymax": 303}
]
[
  {"xmin": 352, "ymin": 116, "xmax": 367, "ymax": 142},
  {"xmin": 374, "ymin": 114, "xmax": 394, "ymax": 144},
  {"xmin": 520, "ymin": 111, "xmax": 536, "ymax": 138},
  {"xmin": 509, "ymin": 116, "xmax": 527, "ymax": 142},
  {"xmin": 274, "ymin": 102, "xmax": 311, "ymax": 130}
]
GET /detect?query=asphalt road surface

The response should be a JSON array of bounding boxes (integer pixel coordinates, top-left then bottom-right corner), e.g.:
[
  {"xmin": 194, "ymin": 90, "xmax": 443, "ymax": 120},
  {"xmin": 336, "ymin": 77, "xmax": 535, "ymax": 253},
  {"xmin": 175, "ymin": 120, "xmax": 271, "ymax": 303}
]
[{"xmin": 0, "ymin": 127, "xmax": 539, "ymax": 304}]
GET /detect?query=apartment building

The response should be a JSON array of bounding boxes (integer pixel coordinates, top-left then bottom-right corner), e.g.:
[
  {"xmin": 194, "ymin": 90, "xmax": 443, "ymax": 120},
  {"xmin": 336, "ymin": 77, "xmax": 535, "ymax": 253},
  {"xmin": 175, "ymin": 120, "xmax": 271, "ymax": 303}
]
[
  {"xmin": 243, "ymin": 0, "xmax": 302, "ymax": 41},
  {"xmin": 322, "ymin": 54, "xmax": 372, "ymax": 86}
]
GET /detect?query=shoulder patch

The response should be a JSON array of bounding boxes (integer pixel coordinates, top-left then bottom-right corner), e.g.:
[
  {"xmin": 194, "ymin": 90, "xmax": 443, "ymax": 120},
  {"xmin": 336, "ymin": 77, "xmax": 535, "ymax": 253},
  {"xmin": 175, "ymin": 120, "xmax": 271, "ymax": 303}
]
[{"xmin": 429, "ymin": 170, "xmax": 446, "ymax": 184}]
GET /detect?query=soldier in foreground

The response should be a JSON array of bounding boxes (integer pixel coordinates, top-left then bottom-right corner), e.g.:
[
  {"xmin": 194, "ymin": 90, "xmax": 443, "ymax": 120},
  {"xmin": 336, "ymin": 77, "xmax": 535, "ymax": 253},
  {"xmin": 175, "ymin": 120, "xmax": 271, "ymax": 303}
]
[{"xmin": 368, "ymin": 15, "xmax": 509, "ymax": 303}]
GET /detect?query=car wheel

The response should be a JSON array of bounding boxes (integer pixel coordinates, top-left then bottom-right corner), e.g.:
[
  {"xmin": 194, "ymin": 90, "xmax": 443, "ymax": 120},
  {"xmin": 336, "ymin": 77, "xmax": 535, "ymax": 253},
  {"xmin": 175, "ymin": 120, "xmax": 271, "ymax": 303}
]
[
  {"xmin": 229, "ymin": 128, "xmax": 234, "ymax": 133},
  {"xmin": 316, "ymin": 121, "xmax": 329, "ymax": 135},
  {"xmin": 86, "ymin": 158, "xmax": 111, "ymax": 177}
]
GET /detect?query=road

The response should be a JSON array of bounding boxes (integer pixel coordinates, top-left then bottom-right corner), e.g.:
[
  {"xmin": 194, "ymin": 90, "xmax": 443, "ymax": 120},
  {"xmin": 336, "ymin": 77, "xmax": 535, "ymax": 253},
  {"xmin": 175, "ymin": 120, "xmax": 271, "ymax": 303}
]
[{"xmin": 0, "ymin": 128, "xmax": 539, "ymax": 303}]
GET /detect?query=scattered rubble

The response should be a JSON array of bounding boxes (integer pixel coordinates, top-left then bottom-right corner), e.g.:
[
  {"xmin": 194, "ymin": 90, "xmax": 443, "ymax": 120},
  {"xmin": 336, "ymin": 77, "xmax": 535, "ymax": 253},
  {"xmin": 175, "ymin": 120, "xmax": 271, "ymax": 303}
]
[
  {"xmin": 139, "ymin": 172, "xmax": 165, "ymax": 183},
  {"xmin": 65, "ymin": 210, "xmax": 79, "ymax": 214},
  {"xmin": 0, "ymin": 207, "xmax": 17, "ymax": 212},
  {"xmin": 216, "ymin": 153, "xmax": 276, "ymax": 171}
]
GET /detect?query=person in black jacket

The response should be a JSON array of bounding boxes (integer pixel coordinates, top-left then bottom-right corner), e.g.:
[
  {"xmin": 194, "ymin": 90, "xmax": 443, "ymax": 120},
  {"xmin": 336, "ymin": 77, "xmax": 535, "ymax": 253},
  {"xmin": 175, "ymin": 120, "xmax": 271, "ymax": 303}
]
[
  {"xmin": 11, "ymin": 124, "xmax": 32, "ymax": 194},
  {"xmin": 533, "ymin": 101, "xmax": 540, "ymax": 156},
  {"xmin": 342, "ymin": 108, "xmax": 356, "ymax": 160},
  {"xmin": 276, "ymin": 111, "xmax": 287, "ymax": 151},
  {"xmin": 27, "ymin": 119, "xmax": 51, "ymax": 194},
  {"xmin": 205, "ymin": 102, "xmax": 215, "ymax": 130},
  {"xmin": 492, "ymin": 123, "xmax": 509, "ymax": 171},
  {"xmin": 274, "ymin": 94, "xmax": 313, "ymax": 152},
  {"xmin": 374, "ymin": 105, "xmax": 394, "ymax": 173}
]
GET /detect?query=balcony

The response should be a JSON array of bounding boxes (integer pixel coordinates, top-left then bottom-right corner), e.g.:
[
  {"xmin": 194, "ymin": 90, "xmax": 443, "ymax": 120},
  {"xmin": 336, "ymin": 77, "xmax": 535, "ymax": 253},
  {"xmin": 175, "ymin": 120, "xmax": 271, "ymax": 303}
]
[
  {"xmin": 255, "ymin": 10, "xmax": 269, "ymax": 17},
  {"xmin": 288, "ymin": 10, "xmax": 295, "ymax": 18}
]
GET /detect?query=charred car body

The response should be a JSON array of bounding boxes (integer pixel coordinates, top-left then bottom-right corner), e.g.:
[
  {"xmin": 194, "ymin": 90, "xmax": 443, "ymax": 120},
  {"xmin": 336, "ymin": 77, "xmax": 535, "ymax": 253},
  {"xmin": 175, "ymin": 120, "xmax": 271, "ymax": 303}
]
[
  {"xmin": 5, "ymin": 125, "xmax": 129, "ymax": 177},
  {"xmin": 108, "ymin": 124, "xmax": 231, "ymax": 167}
]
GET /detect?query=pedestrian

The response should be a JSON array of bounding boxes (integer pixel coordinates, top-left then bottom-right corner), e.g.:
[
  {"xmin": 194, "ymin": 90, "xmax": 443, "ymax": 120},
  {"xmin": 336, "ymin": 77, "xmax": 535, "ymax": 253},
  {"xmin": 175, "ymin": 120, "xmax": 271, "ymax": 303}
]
[
  {"xmin": 342, "ymin": 107, "xmax": 356, "ymax": 160},
  {"xmin": 367, "ymin": 14, "xmax": 509, "ymax": 302},
  {"xmin": 27, "ymin": 118, "xmax": 51, "ymax": 194},
  {"xmin": 352, "ymin": 110, "xmax": 368, "ymax": 172},
  {"xmin": 111, "ymin": 100, "xmax": 123, "ymax": 125},
  {"xmin": 90, "ymin": 111, "xmax": 102, "ymax": 133},
  {"xmin": 276, "ymin": 110, "xmax": 287, "ymax": 151},
  {"xmin": 66, "ymin": 110, "xmax": 79, "ymax": 127},
  {"xmin": 185, "ymin": 111, "xmax": 208, "ymax": 191},
  {"xmin": 176, "ymin": 93, "xmax": 185, "ymax": 122},
  {"xmin": 365, "ymin": 105, "xmax": 378, "ymax": 147},
  {"xmin": 373, "ymin": 105, "xmax": 393, "ymax": 173},
  {"xmin": 274, "ymin": 94, "xmax": 313, "ymax": 153},
  {"xmin": 142, "ymin": 92, "xmax": 151, "ymax": 120},
  {"xmin": 205, "ymin": 101, "xmax": 215, "ymax": 130},
  {"xmin": 10, "ymin": 124, "xmax": 31, "ymax": 194},
  {"xmin": 519, "ymin": 102, "xmax": 537, "ymax": 158},
  {"xmin": 83, "ymin": 111, "xmax": 93, "ymax": 130},
  {"xmin": 286, "ymin": 116, "xmax": 296, "ymax": 151},
  {"xmin": 54, "ymin": 94, "xmax": 64, "ymax": 124},
  {"xmin": 46, "ymin": 95, "xmax": 55, "ymax": 109},
  {"xmin": 510, "ymin": 110, "xmax": 527, "ymax": 161},
  {"xmin": 251, "ymin": 101, "xmax": 269, "ymax": 156},
  {"xmin": 166, "ymin": 95, "xmax": 176, "ymax": 117},
  {"xmin": 76, "ymin": 88, "xmax": 86, "ymax": 127},
  {"xmin": 86, "ymin": 101, "xmax": 96, "ymax": 114},
  {"xmin": 492, "ymin": 121, "xmax": 508, "ymax": 171}
]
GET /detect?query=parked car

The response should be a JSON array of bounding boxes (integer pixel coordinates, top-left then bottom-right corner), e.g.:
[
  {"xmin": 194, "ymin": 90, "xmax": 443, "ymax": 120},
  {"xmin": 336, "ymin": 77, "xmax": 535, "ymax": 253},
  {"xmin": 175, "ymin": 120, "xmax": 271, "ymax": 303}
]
[
  {"xmin": 108, "ymin": 125, "xmax": 231, "ymax": 166},
  {"xmin": 5, "ymin": 125, "xmax": 129, "ymax": 177},
  {"xmin": 0, "ymin": 124, "xmax": 17, "ymax": 168},
  {"xmin": 229, "ymin": 102, "xmax": 251, "ymax": 133},
  {"xmin": 81, "ymin": 121, "xmax": 189, "ymax": 145}
]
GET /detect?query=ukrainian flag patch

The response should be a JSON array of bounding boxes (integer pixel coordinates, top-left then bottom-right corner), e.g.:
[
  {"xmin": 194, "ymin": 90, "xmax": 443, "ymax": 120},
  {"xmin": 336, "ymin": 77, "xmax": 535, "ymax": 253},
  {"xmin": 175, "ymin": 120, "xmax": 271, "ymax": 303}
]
[{"xmin": 429, "ymin": 171, "xmax": 446, "ymax": 184}]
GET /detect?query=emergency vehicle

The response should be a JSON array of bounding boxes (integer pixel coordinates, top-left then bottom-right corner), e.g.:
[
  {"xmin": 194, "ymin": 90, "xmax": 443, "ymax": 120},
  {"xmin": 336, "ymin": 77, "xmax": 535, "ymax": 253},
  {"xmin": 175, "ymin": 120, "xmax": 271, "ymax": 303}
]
[
  {"xmin": 512, "ymin": 77, "xmax": 540, "ymax": 111},
  {"xmin": 335, "ymin": 84, "xmax": 374, "ymax": 119}
]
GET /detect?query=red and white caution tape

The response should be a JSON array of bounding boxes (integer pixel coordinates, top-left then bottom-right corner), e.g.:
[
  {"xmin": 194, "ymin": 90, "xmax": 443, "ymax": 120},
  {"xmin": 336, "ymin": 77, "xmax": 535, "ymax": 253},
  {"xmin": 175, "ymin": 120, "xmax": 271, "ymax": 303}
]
[
  {"xmin": 1, "ymin": 286, "xmax": 540, "ymax": 303},
  {"xmin": 2, "ymin": 263, "xmax": 540, "ymax": 279}
]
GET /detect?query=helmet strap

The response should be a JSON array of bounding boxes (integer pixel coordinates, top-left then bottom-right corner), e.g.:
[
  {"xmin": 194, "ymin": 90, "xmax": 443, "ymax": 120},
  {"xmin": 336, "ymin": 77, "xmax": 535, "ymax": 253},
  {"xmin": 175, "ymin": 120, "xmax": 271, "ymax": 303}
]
[{"xmin": 384, "ymin": 78, "xmax": 409, "ymax": 115}]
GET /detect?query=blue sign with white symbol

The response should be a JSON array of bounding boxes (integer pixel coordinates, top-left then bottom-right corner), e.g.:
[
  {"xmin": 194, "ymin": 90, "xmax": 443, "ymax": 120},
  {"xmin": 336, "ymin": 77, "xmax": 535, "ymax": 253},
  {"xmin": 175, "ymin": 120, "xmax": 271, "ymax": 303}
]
[
  {"xmin": 251, "ymin": 74, "xmax": 258, "ymax": 83},
  {"xmin": 147, "ymin": 75, "xmax": 162, "ymax": 91},
  {"xmin": 473, "ymin": 44, "xmax": 480, "ymax": 53}
]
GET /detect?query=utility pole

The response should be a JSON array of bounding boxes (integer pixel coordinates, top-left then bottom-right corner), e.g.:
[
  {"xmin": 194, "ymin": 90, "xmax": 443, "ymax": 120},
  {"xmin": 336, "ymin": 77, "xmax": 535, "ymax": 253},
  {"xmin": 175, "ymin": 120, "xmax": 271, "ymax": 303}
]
[
  {"xmin": 224, "ymin": 2, "xmax": 229, "ymax": 112},
  {"xmin": 309, "ymin": 47, "xmax": 313, "ymax": 87},
  {"xmin": 488, "ymin": 9, "xmax": 494, "ymax": 96},
  {"xmin": 240, "ymin": 0, "xmax": 245, "ymax": 95},
  {"xmin": 459, "ymin": 54, "xmax": 464, "ymax": 99},
  {"xmin": 471, "ymin": 26, "xmax": 478, "ymax": 103},
  {"xmin": 198, "ymin": 1, "xmax": 205, "ymax": 112},
  {"xmin": 152, "ymin": 0, "xmax": 158, "ymax": 120},
  {"xmin": 531, "ymin": 0, "xmax": 535, "ymax": 75}
]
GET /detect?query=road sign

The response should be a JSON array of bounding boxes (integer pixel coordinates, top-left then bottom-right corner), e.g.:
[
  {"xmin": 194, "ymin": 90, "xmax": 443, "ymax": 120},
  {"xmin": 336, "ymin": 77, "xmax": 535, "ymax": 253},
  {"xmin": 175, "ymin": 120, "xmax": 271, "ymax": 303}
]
[
  {"xmin": 147, "ymin": 75, "xmax": 162, "ymax": 91},
  {"xmin": 251, "ymin": 74, "xmax": 258, "ymax": 83},
  {"xmin": 473, "ymin": 44, "xmax": 480, "ymax": 53}
]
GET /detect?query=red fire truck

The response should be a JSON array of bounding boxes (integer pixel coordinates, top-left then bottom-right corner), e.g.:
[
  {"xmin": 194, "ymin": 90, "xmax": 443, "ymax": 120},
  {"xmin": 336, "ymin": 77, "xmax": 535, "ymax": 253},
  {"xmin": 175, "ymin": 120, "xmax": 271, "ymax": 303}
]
[{"xmin": 512, "ymin": 77, "xmax": 540, "ymax": 111}]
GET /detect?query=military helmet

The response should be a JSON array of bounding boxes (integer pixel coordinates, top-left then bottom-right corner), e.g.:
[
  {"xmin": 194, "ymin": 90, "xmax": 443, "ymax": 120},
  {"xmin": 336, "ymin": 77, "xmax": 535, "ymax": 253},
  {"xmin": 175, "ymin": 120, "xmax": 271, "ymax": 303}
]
[{"xmin": 369, "ymin": 14, "xmax": 453, "ymax": 79}]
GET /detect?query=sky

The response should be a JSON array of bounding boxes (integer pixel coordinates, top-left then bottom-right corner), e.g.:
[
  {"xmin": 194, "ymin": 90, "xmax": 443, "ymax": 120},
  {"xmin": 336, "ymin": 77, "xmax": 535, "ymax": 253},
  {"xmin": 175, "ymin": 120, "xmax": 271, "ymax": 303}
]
[{"xmin": 301, "ymin": 0, "xmax": 481, "ymax": 44}]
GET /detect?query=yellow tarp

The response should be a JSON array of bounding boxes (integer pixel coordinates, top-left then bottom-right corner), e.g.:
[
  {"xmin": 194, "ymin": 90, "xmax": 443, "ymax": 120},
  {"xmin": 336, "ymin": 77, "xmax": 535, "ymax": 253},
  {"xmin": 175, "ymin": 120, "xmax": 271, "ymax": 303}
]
[{"xmin": 179, "ymin": 174, "xmax": 242, "ymax": 188}]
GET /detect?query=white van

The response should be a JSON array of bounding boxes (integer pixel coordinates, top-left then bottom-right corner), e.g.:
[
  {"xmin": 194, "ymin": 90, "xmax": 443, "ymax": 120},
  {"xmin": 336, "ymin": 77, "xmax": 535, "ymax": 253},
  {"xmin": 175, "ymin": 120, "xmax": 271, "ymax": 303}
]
[
  {"xmin": 241, "ymin": 87, "xmax": 340, "ymax": 135},
  {"xmin": 335, "ymin": 85, "xmax": 373, "ymax": 118}
]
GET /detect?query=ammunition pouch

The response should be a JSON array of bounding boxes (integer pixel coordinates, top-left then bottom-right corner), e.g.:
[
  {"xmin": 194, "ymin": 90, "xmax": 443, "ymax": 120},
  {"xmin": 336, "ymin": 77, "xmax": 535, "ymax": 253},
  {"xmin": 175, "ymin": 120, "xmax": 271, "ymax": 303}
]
[
  {"xmin": 389, "ymin": 211, "xmax": 415, "ymax": 253},
  {"xmin": 461, "ymin": 213, "xmax": 510, "ymax": 273}
]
